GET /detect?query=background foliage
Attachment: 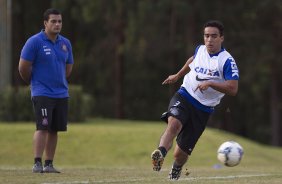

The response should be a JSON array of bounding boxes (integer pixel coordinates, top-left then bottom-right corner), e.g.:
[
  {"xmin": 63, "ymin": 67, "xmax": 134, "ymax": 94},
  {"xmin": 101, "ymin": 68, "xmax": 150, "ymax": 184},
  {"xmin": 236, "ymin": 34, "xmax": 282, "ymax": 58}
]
[
  {"xmin": 0, "ymin": 85, "xmax": 93, "ymax": 122},
  {"xmin": 7, "ymin": 0, "xmax": 282, "ymax": 145}
]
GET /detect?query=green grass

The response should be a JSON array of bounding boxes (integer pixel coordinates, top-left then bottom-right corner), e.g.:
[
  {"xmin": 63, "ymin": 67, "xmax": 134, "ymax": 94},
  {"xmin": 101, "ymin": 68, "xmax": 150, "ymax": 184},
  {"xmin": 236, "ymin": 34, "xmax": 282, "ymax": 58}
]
[{"xmin": 0, "ymin": 119, "xmax": 282, "ymax": 184}]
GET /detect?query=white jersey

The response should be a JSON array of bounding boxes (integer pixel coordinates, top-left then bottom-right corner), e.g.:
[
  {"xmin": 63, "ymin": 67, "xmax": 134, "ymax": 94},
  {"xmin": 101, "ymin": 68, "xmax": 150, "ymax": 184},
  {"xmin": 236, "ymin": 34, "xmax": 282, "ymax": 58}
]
[{"xmin": 181, "ymin": 45, "xmax": 239, "ymax": 107}]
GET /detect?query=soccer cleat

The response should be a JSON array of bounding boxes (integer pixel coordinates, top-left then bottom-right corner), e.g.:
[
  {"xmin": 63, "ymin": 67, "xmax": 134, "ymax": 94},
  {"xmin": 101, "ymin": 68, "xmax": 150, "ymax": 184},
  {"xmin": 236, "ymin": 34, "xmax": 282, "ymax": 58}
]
[
  {"xmin": 32, "ymin": 161, "xmax": 43, "ymax": 173},
  {"xmin": 43, "ymin": 164, "xmax": 61, "ymax": 173},
  {"xmin": 151, "ymin": 149, "xmax": 164, "ymax": 171},
  {"xmin": 168, "ymin": 166, "xmax": 182, "ymax": 180}
]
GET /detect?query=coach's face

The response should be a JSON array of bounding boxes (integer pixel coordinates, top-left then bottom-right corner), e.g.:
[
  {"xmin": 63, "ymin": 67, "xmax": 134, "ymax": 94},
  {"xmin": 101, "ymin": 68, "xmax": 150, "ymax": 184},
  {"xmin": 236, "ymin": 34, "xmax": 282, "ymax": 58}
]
[
  {"xmin": 44, "ymin": 14, "xmax": 62, "ymax": 35},
  {"xmin": 204, "ymin": 27, "xmax": 224, "ymax": 54}
]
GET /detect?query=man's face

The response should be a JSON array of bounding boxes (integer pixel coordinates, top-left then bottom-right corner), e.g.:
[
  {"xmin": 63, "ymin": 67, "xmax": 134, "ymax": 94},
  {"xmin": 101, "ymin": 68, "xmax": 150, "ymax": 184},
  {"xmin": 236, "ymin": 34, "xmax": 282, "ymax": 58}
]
[
  {"xmin": 203, "ymin": 27, "xmax": 224, "ymax": 54},
  {"xmin": 44, "ymin": 14, "xmax": 62, "ymax": 34}
]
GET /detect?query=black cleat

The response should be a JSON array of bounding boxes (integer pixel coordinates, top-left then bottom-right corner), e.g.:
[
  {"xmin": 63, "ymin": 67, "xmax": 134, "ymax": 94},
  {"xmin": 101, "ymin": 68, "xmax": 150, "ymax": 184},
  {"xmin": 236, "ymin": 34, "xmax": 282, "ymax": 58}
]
[
  {"xmin": 168, "ymin": 166, "xmax": 182, "ymax": 180},
  {"xmin": 151, "ymin": 149, "xmax": 164, "ymax": 171}
]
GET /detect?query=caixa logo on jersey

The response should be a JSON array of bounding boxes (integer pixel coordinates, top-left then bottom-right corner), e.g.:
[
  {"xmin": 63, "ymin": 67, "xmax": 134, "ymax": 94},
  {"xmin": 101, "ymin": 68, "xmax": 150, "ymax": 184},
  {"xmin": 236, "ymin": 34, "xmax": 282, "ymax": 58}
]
[{"xmin": 194, "ymin": 67, "xmax": 220, "ymax": 77}]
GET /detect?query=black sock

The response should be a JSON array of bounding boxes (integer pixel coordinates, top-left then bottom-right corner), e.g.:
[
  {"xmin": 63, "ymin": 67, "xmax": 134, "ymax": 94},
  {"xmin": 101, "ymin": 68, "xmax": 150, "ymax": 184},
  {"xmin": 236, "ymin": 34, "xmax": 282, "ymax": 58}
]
[
  {"xmin": 34, "ymin": 157, "xmax": 42, "ymax": 164},
  {"xmin": 158, "ymin": 146, "xmax": 167, "ymax": 157},
  {"xmin": 173, "ymin": 161, "xmax": 183, "ymax": 169},
  {"xmin": 44, "ymin": 160, "xmax": 53, "ymax": 167}
]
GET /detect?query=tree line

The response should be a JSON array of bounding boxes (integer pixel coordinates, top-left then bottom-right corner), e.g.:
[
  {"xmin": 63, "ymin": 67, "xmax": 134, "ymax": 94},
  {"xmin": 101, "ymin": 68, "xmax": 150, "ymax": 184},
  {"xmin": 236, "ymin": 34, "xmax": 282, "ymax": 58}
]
[{"xmin": 9, "ymin": 0, "xmax": 282, "ymax": 146}]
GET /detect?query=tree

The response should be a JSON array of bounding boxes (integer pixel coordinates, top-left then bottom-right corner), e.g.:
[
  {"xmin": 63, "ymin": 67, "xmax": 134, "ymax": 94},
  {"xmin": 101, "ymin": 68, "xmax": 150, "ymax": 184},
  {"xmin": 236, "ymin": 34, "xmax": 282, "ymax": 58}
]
[
  {"xmin": 258, "ymin": 0, "xmax": 282, "ymax": 146},
  {"xmin": 0, "ymin": 0, "xmax": 12, "ymax": 91},
  {"xmin": 12, "ymin": 0, "xmax": 52, "ymax": 86}
]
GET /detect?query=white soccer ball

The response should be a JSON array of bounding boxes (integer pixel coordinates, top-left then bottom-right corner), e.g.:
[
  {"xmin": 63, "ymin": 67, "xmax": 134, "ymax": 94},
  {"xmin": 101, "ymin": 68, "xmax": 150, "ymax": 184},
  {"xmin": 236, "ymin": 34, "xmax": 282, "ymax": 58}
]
[{"xmin": 217, "ymin": 141, "xmax": 244, "ymax": 167}]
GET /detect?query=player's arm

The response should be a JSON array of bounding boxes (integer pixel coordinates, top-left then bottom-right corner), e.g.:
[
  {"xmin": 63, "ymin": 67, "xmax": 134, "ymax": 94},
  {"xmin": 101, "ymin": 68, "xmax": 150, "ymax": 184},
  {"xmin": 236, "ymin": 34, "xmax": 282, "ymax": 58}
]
[
  {"xmin": 197, "ymin": 80, "xmax": 238, "ymax": 96},
  {"xmin": 65, "ymin": 40, "xmax": 74, "ymax": 79},
  {"xmin": 66, "ymin": 64, "xmax": 73, "ymax": 79},
  {"xmin": 18, "ymin": 58, "xmax": 32, "ymax": 84},
  {"xmin": 162, "ymin": 56, "xmax": 193, "ymax": 85},
  {"xmin": 196, "ymin": 58, "xmax": 239, "ymax": 96}
]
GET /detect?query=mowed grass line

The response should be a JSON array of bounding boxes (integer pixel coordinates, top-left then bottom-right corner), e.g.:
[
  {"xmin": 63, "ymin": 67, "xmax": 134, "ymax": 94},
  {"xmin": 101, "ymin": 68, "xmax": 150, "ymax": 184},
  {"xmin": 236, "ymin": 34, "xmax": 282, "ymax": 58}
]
[{"xmin": 0, "ymin": 119, "xmax": 282, "ymax": 184}]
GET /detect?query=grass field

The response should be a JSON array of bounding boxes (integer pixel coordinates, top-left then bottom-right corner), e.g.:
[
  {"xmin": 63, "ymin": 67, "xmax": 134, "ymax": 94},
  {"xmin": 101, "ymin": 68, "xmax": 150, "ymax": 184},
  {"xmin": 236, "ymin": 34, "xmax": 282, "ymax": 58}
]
[{"xmin": 0, "ymin": 119, "xmax": 282, "ymax": 184}]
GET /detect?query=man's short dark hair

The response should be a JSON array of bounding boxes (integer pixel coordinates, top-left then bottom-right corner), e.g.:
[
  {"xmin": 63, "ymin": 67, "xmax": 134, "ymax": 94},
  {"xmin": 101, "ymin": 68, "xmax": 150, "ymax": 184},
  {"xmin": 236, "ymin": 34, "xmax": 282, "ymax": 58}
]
[
  {"xmin": 43, "ymin": 8, "xmax": 61, "ymax": 21},
  {"xmin": 204, "ymin": 20, "xmax": 224, "ymax": 36}
]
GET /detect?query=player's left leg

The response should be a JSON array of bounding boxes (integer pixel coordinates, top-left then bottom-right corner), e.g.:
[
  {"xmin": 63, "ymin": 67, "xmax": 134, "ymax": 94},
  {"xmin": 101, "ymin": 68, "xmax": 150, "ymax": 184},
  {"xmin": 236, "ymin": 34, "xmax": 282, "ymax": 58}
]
[
  {"xmin": 45, "ymin": 131, "xmax": 58, "ymax": 160},
  {"xmin": 169, "ymin": 144, "xmax": 188, "ymax": 180},
  {"xmin": 43, "ymin": 97, "xmax": 68, "ymax": 173},
  {"xmin": 43, "ymin": 131, "xmax": 60, "ymax": 173}
]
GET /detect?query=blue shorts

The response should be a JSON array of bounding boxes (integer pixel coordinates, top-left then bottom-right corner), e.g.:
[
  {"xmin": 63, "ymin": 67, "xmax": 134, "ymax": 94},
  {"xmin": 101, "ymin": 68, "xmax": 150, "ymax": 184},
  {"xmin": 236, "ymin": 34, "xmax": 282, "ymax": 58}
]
[
  {"xmin": 32, "ymin": 96, "xmax": 68, "ymax": 132},
  {"xmin": 161, "ymin": 92, "xmax": 210, "ymax": 155}
]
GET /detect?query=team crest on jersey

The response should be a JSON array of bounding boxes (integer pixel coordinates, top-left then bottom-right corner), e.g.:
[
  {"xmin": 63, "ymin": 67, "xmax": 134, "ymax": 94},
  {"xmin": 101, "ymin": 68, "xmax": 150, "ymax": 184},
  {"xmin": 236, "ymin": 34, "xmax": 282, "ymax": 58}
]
[
  {"xmin": 42, "ymin": 118, "xmax": 48, "ymax": 126},
  {"xmin": 62, "ymin": 44, "xmax": 68, "ymax": 52}
]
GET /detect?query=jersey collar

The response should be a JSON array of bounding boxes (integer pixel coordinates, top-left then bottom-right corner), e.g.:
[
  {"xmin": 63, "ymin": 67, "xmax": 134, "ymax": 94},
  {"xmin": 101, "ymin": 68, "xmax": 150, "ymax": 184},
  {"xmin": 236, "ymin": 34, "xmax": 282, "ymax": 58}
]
[
  {"xmin": 40, "ymin": 29, "xmax": 62, "ymax": 42},
  {"xmin": 208, "ymin": 46, "xmax": 225, "ymax": 57}
]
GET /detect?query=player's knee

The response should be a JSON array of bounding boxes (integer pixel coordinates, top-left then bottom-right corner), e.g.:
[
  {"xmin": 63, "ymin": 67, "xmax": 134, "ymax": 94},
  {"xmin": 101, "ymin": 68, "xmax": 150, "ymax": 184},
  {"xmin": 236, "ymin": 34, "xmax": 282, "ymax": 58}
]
[{"xmin": 168, "ymin": 117, "xmax": 182, "ymax": 134}]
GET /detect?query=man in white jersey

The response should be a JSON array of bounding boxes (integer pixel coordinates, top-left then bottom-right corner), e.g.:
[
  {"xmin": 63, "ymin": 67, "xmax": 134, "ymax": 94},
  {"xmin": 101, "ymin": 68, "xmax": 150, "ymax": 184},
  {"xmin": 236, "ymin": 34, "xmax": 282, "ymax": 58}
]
[{"xmin": 151, "ymin": 20, "xmax": 239, "ymax": 180}]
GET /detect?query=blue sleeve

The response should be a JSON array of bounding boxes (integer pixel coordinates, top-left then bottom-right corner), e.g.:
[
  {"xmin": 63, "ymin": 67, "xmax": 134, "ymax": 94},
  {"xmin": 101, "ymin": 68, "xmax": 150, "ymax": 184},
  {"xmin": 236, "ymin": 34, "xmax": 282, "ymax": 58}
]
[
  {"xmin": 20, "ymin": 37, "xmax": 38, "ymax": 62},
  {"xmin": 223, "ymin": 58, "xmax": 239, "ymax": 80},
  {"xmin": 193, "ymin": 45, "xmax": 201, "ymax": 58},
  {"xmin": 66, "ymin": 39, "xmax": 74, "ymax": 64}
]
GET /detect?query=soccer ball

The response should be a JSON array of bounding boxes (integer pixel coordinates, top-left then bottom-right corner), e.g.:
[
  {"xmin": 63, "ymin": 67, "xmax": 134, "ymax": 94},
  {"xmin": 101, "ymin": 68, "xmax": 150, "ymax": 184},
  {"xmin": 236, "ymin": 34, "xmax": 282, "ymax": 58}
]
[{"xmin": 217, "ymin": 141, "xmax": 244, "ymax": 167}]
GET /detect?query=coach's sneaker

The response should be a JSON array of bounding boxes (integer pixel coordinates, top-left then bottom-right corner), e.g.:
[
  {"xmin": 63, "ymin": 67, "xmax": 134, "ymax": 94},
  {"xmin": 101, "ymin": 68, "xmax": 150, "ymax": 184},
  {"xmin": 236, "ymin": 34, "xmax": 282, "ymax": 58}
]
[
  {"xmin": 32, "ymin": 161, "xmax": 43, "ymax": 173},
  {"xmin": 43, "ymin": 164, "xmax": 61, "ymax": 173},
  {"xmin": 151, "ymin": 149, "xmax": 164, "ymax": 171},
  {"xmin": 168, "ymin": 166, "xmax": 182, "ymax": 180}
]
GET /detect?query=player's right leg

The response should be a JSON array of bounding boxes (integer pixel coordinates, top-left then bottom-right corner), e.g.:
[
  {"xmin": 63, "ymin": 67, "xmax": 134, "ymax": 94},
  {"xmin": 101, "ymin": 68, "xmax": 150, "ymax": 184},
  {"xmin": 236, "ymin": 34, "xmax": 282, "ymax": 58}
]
[
  {"xmin": 32, "ymin": 130, "xmax": 47, "ymax": 173},
  {"xmin": 31, "ymin": 96, "xmax": 52, "ymax": 173},
  {"xmin": 151, "ymin": 149, "xmax": 164, "ymax": 171},
  {"xmin": 151, "ymin": 117, "xmax": 182, "ymax": 171}
]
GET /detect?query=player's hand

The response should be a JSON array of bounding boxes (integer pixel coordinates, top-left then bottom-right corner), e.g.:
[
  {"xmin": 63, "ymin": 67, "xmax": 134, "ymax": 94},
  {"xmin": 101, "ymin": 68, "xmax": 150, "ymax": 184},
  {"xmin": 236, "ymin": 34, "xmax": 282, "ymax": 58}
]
[
  {"xmin": 162, "ymin": 74, "xmax": 179, "ymax": 85},
  {"xmin": 194, "ymin": 82, "xmax": 210, "ymax": 93}
]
